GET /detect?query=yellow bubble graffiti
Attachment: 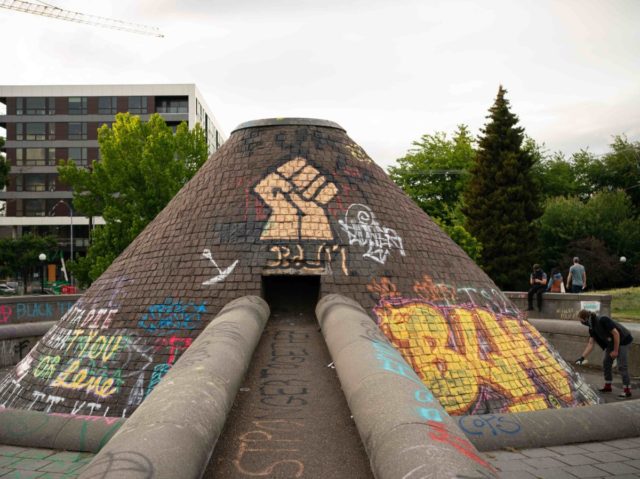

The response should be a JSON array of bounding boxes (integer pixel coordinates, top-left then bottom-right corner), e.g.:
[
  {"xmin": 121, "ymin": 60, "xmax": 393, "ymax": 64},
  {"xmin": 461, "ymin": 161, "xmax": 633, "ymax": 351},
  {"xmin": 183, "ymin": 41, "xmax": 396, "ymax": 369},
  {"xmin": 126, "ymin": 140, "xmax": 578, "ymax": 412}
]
[{"xmin": 374, "ymin": 299, "xmax": 576, "ymax": 415}]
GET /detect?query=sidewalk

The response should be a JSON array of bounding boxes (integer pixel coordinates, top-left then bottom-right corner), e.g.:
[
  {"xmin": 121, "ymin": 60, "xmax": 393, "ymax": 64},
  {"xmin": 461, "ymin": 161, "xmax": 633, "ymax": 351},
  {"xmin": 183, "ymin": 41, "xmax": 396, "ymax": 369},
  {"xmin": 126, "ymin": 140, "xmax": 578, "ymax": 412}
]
[{"xmin": 482, "ymin": 367, "xmax": 640, "ymax": 478}]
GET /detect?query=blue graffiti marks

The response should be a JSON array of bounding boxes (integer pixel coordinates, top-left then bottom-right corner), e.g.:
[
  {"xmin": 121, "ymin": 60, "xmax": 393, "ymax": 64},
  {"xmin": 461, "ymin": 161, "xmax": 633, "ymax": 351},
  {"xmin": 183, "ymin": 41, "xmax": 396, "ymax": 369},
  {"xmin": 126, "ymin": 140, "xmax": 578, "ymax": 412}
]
[
  {"xmin": 13, "ymin": 301, "xmax": 75, "ymax": 321},
  {"xmin": 458, "ymin": 415, "xmax": 522, "ymax": 436},
  {"xmin": 145, "ymin": 363, "xmax": 170, "ymax": 398},
  {"xmin": 138, "ymin": 298, "xmax": 207, "ymax": 335},
  {"xmin": 371, "ymin": 340, "xmax": 446, "ymax": 423}
]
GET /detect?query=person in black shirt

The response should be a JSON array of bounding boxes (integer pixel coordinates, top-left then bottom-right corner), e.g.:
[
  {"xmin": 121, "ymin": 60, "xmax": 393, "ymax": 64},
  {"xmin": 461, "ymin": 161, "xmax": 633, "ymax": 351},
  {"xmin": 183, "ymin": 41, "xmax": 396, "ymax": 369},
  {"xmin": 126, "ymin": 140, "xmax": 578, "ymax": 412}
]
[
  {"xmin": 527, "ymin": 264, "xmax": 547, "ymax": 311},
  {"xmin": 576, "ymin": 309, "xmax": 633, "ymax": 398}
]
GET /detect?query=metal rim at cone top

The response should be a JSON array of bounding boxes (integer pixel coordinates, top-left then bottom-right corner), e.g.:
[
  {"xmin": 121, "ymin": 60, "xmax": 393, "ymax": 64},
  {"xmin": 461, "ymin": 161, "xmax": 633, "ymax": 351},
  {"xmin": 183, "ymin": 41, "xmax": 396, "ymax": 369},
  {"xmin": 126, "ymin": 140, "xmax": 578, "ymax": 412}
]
[{"xmin": 232, "ymin": 117, "xmax": 345, "ymax": 133}]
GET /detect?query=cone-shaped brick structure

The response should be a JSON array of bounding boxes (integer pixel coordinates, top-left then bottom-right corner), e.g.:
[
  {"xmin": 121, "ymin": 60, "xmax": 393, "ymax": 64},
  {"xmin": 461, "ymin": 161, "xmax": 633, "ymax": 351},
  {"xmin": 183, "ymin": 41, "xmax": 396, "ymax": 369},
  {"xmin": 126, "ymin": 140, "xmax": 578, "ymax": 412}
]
[{"xmin": 0, "ymin": 118, "xmax": 598, "ymax": 417}]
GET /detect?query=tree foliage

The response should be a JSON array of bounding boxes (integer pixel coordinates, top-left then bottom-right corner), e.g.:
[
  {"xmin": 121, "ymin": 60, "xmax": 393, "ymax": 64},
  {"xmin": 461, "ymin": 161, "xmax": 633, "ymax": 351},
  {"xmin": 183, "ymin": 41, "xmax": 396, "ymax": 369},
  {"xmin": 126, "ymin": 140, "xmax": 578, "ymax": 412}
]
[
  {"xmin": 389, "ymin": 125, "xmax": 481, "ymax": 259},
  {"xmin": 462, "ymin": 86, "xmax": 542, "ymax": 289},
  {"xmin": 538, "ymin": 190, "xmax": 640, "ymax": 286},
  {"xmin": 0, "ymin": 234, "xmax": 58, "ymax": 288},
  {"xmin": 58, "ymin": 113, "xmax": 209, "ymax": 285},
  {"xmin": 389, "ymin": 125, "xmax": 475, "ymax": 223}
]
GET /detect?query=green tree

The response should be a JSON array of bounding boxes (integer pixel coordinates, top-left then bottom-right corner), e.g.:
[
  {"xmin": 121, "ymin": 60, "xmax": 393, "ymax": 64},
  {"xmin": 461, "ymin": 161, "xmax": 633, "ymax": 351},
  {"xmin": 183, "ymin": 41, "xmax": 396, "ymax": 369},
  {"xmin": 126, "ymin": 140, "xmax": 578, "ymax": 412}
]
[
  {"xmin": 590, "ymin": 136, "xmax": 640, "ymax": 212},
  {"xmin": 389, "ymin": 125, "xmax": 475, "ymax": 223},
  {"xmin": 462, "ymin": 86, "xmax": 542, "ymax": 289},
  {"xmin": 0, "ymin": 234, "xmax": 58, "ymax": 290},
  {"xmin": 389, "ymin": 126, "xmax": 481, "ymax": 259},
  {"xmin": 58, "ymin": 113, "xmax": 209, "ymax": 285},
  {"xmin": 538, "ymin": 191, "xmax": 640, "ymax": 288}
]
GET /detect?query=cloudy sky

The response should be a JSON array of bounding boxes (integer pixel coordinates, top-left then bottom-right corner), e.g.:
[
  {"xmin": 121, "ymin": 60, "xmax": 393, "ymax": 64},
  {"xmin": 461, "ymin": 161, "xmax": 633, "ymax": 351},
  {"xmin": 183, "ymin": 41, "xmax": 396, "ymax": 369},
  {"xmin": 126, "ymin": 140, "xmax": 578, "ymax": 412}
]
[{"xmin": 1, "ymin": 0, "xmax": 638, "ymax": 168}]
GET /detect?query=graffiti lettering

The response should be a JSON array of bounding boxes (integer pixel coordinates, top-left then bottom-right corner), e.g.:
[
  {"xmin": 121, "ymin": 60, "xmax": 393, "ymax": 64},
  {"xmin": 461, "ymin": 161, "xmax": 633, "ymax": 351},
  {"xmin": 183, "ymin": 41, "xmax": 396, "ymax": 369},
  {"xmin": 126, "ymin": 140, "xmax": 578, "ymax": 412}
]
[
  {"xmin": 65, "ymin": 329, "xmax": 125, "ymax": 362},
  {"xmin": 266, "ymin": 243, "xmax": 348, "ymax": 275},
  {"xmin": 458, "ymin": 415, "xmax": 521, "ymax": 436},
  {"xmin": 233, "ymin": 420, "xmax": 305, "ymax": 477},
  {"xmin": 339, "ymin": 203, "xmax": 405, "ymax": 264},
  {"xmin": 145, "ymin": 363, "xmax": 170, "ymax": 397},
  {"xmin": 51, "ymin": 359, "xmax": 119, "ymax": 398},
  {"xmin": 138, "ymin": 297, "xmax": 207, "ymax": 335},
  {"xmin": 375, "ymin": 297, "xmax": 592, "ymax": 414},
  {"xmin": 0, "ymin": 305, "xmax": 12, "ymax": 323},
  {"xmin": 33, "ymin": 355, "xmax": 61, "ymax": 379}
]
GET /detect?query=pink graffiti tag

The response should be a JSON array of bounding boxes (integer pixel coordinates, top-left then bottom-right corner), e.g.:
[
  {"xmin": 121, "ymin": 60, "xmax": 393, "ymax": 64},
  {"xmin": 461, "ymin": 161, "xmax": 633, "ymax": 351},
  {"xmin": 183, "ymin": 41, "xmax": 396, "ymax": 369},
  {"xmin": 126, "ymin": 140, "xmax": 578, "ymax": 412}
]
[{"xmin": 0, "ymin": 305, "xmax": 12, "ymax": 324}]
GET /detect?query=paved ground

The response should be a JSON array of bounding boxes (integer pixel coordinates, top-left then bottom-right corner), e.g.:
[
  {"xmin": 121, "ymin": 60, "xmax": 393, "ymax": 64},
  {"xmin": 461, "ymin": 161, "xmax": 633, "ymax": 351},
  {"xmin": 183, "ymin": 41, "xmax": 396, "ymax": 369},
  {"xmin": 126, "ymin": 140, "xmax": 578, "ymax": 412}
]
[
  {"xmin": 482, "ymin": 366, "xmax": 640, "ymax": 479},
  {"xmin": 1, "ymin": 339, "xmax": 638, "ymax": 478},
  {"xmin": 0, "ymin": 445, "xmax": 93, "ymax": 478}
]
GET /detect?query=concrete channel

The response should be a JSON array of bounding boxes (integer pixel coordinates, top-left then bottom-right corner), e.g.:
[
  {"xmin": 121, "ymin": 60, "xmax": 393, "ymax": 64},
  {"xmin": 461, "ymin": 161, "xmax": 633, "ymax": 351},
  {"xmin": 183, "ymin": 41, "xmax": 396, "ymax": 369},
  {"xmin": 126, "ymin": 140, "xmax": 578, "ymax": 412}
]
[{"xmin": 205, "ymin": 279, "xmax": 373, "ymax": 478}]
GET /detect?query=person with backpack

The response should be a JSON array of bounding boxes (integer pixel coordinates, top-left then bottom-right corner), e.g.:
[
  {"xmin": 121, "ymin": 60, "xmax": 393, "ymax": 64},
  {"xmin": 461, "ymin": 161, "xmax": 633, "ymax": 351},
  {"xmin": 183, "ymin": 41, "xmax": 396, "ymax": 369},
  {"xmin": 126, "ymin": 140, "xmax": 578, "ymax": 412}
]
[{"xmin": 576, "ymin": 309, "xmax": 633, "ymax": 398}]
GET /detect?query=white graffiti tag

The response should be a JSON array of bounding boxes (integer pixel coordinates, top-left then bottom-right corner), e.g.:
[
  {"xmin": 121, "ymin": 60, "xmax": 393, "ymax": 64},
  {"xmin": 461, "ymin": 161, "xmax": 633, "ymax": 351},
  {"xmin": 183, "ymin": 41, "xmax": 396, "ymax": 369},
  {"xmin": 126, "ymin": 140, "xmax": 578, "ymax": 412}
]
[
  {"xmin": 202, "ymin": 249, "xmax": 239, "ymax": 285},
  {"xmin": 338, "ymin": 204, "xmax": 405, "ymax": 264}
]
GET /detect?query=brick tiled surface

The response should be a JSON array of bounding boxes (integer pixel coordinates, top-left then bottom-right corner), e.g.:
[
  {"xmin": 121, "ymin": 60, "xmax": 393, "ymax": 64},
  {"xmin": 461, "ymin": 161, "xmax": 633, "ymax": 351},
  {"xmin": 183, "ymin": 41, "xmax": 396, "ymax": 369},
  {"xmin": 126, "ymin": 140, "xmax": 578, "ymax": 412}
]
[
  {"xmin": 0, "ymin": 446, "xmax": 94, "ymax": 478},
  {"xmin": 0, "ymin": 119, "xmax": 601, "ymax": 419}
]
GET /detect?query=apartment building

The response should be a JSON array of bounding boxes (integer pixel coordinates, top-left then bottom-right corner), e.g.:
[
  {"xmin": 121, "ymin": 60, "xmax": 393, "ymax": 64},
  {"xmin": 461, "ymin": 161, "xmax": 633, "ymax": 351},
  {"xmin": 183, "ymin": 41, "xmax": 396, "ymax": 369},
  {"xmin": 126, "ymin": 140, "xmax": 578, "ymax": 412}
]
[{"xmin": 0, "ymin": 84, "xmax": 225, "ymax": 260}]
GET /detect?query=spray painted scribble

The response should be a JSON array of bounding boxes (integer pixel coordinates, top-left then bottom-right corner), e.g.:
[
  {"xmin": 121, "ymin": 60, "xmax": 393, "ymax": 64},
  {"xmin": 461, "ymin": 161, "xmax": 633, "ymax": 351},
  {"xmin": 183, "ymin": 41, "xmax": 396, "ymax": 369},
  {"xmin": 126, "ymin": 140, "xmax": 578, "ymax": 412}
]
[
  {"xmin": 339, "ymin": 204, "xmax": 405, "ymax": 264},
  {"xmin": 202, "ymin": 248, "xmax": 238, "ymax": 285},
  {"xmin": 138, "ymin": 298, "xmax": 207, "ymax": 335}
]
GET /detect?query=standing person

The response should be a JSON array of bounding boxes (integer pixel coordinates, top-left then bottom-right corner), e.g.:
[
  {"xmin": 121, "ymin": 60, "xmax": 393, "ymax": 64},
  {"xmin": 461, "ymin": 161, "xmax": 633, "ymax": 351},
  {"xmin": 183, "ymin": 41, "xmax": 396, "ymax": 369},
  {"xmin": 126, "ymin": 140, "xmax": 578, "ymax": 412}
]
[
  {"xmin": 576, "ymin": 309, "xmax": 633, "ymax": 398},
  {"xmin": 547, "ymin": 267, "xmax": 565, "ymax": 293},
  {"xmin": 527, "ymin": 264, "xmax": 547, "ymax": 311},
  {"xmin": 566, "ymin": 257, "xmax": 587, "ymax": 293}
]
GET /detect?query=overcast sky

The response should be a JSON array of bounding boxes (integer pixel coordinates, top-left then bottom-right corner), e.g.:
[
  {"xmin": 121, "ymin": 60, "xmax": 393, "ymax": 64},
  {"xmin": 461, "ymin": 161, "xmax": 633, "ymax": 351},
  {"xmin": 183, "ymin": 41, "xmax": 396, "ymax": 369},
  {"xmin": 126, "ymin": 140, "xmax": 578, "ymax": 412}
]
[{"xmin": 1, "ymin": 0, "xmax": 638, "ymax": 168}]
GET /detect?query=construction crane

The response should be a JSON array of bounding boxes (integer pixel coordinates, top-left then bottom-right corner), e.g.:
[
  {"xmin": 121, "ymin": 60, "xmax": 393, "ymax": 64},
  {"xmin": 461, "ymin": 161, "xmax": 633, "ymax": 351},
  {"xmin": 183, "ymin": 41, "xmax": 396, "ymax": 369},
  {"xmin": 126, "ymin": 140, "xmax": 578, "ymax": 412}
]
[{"xmin": 0, "ymin": 0, "xmax": 163, "ymax": 37}]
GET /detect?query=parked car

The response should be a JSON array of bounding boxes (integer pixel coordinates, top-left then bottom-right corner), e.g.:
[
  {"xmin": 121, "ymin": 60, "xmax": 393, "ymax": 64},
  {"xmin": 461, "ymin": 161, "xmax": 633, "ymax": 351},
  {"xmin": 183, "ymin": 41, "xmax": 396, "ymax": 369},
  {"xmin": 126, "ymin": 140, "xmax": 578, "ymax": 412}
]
[{"xmin": 0, "ymin": 284, "xmax": 16, "ymax": 295}]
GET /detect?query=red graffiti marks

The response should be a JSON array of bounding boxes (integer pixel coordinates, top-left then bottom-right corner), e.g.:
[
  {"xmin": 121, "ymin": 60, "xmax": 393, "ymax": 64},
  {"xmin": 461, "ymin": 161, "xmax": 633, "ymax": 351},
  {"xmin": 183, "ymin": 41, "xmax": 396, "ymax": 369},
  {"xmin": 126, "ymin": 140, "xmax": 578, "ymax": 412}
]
[
  {"xmin": 427, "ymin": 420, "xmax": 496, "ymax": 473},
  {"xmin": 0, "ymin": 305, "xmax": 12, "ymax": 324},
  {"xmin": 233, "ymin": 420, "xmax": 304, "ymax": 477}
]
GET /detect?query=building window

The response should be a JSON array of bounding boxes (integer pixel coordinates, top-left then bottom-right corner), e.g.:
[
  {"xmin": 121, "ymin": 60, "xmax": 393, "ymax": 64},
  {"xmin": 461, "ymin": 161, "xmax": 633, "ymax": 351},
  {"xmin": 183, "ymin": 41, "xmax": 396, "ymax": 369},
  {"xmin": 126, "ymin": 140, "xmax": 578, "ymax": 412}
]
[
  {"xmin": 98, "ymin": 96, "xmax": 118, "ymax": 114},
  {"xmin": 68, "ymin": 97, "xmax": 88, "ymax": 115},
  {"xmin": 156, "ymin": 97, "xmax": 188, "ymax": 113},
  {"xmin": 25, "ymin": 148, "xmax": 46, "ymax": 166},
  {"xmin": 24, "ymin": 174, "xmax": 46, "ymax": 192},
  {"xmin": 16, "ymin": 97, "xmax": 55, "ymax": 115},
  {"xmin": 68, "ymin": 147, "xmax": 88, "ymax": 166},
  {"xmin": 24, "ymin": 199, "xmax": 46, "ymax": 217},
  {"xmin": 16, "ymin": 148, "xmax": 56, "ymax": 166},
  {"xmin": 25, "ymin": 123, "xmax": 47, "ymax": 140},
  {"xmin": 68, "ymin": 122, "xmax": 88, "ymax": 140},
  {"xmin": 16, "ymin": 123, "xmax": 55, "ymax": 141},
  {"xmin": 128, "ymin": 96, "xmax": 147, "ymax": 114}
]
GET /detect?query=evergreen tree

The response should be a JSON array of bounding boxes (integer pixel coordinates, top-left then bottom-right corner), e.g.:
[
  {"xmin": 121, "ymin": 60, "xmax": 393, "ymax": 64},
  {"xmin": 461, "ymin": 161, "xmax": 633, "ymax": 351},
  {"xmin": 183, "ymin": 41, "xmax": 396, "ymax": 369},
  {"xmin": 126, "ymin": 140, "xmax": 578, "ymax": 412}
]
[{"xmin": 462, "ymin": 86, "xmax": 541, "ymax": 289}]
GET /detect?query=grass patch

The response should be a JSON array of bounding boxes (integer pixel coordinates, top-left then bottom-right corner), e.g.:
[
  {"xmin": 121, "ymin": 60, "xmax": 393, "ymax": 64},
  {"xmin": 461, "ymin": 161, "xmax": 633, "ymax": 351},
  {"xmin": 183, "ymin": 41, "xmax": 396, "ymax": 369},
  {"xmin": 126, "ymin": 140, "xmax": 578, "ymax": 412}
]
[{"xmin": 592, "ymin": 287, "xmax": 640, "ymax": 323}]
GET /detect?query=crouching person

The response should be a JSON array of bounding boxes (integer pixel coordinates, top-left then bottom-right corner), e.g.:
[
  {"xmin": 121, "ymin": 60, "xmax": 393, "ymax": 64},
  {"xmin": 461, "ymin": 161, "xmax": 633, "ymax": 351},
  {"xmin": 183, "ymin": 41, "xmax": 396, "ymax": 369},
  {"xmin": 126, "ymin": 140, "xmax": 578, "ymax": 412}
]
[{"xmin": 576, "ymin": 309, "xmax": 633, "ymax": 398}]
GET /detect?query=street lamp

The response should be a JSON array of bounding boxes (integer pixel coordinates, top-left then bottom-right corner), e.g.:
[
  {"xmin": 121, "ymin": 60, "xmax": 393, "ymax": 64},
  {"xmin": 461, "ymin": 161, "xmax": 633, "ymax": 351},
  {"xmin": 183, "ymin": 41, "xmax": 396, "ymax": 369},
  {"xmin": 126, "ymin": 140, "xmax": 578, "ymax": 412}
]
[
  {"xmin": 38, "ymin": 253, "xmax": 46, "ymax": 293},
  {"xmin": 52, "ymin": 200, "xmax": 74, "ymax": 286}
]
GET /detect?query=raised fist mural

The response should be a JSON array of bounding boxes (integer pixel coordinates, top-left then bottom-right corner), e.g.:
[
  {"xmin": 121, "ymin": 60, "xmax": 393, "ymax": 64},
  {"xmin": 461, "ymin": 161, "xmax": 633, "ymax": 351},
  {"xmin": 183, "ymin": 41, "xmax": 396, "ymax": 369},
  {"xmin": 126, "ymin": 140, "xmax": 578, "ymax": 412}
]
[{"xmin": 255, "ymin": 157, "xmax": 337, "ymax": 241}]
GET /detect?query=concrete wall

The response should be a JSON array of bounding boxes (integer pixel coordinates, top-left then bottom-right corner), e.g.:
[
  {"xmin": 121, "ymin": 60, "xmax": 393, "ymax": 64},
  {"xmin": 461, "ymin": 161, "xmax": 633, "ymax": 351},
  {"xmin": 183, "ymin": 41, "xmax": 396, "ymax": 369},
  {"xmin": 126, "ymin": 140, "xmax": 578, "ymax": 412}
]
[
  {"xmin": 0, "ymin": 321, "xmax": 56, "ymax": 367},
  {"xmin": 531, "ymin": 318, "xmax": 640, "ymax": 373},
  {"xmin": 0, "ymin": 295, "xmax": 79, "ymax": 324},
  {"xmin": 505, "ymin": 291, "xmax": 611, "ymax": 319}
]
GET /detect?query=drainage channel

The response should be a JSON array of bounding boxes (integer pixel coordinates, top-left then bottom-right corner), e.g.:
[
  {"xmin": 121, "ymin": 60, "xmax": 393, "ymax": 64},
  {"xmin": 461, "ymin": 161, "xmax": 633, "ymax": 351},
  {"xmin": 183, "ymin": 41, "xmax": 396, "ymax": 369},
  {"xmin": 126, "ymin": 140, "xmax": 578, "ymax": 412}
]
[{"xmin": 205, "ymin": 302, "xmax": 373, "ymax": 478}]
